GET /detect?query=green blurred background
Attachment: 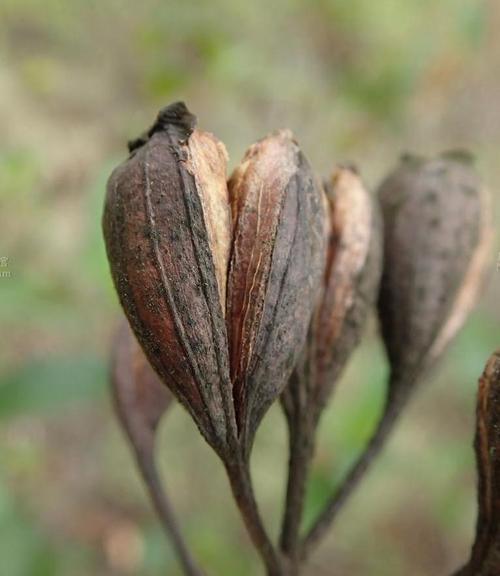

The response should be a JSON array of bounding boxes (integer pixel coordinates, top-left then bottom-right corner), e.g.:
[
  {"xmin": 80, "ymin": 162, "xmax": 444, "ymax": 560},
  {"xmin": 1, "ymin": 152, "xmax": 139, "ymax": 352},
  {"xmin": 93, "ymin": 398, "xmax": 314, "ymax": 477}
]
[{"xmin": 0, "ymin": 1, "xmax": 498, "ymax": 574}]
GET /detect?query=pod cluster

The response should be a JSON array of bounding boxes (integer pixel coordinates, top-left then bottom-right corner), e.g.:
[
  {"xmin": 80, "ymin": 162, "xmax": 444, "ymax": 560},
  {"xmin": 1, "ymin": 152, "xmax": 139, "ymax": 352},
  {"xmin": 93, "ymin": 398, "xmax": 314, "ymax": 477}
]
[
  {"xmin": 103, "ymin": 102, "xmax": 491, "ymax": 464},
  {"xmin": 103, "ymin": 102, "xmax": 326, "ymax": 458}
]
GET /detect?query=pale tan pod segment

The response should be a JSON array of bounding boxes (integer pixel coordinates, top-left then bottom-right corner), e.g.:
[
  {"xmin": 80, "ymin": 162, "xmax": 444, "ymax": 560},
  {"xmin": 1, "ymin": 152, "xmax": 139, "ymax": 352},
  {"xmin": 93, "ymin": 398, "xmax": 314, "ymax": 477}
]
[
  {"xmin": 227, "ymin": 129, "xmax": 298, "ymax": 378},
  {"xmin": 228, "ymin": 129, "xmax": 298, "ymax": 220},
  {"xmin": 430, "ymin": 186, "xmax": 493, "ymax": 360},
  {"xmin": 185, "ymin": 129, "xmax": 232, "ymax": 313},
  {"xmin": 321, "ymin": 168, "xmax": 372, "ymax": 350}
]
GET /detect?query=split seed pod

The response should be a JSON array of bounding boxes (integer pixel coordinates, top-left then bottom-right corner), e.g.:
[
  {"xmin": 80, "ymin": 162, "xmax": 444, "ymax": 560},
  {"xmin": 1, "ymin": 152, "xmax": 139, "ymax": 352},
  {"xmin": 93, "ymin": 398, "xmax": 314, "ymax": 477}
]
[
  {"xmin": 378, "ymin": 152, "xmax": 492, "ymax": 395},
  {"xmin": 454, "ymin": 351, "xmax": 500, "ymax": 576},
  {"xmin": 283, "ymin": 166, "xmax": 382, "ymax": 422},
  {"xmin": 104, "ymin": 102, "xmax": 233, "ymax": 455},
  {"xmin": 103, "ymin": 102, "xmax": 326, "ymax": 458},
  {"xmin": 226, "ymin": 130, "xmax": 326, "ymax": 449}
]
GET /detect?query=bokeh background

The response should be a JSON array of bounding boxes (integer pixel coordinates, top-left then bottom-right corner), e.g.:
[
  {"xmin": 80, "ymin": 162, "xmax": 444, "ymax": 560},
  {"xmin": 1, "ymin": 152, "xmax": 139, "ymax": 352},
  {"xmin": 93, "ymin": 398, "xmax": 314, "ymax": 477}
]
[{"xmin": 1, "ymin": 1, "xmax": 499, "ymax": 575}]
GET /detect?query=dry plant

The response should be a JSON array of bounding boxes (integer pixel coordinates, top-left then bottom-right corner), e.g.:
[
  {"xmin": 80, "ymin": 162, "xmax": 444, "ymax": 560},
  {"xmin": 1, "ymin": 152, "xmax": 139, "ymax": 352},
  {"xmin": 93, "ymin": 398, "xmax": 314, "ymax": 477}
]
[{"xmin": 102, "ymin": 102, "xmax": 495, "ymax": 576}]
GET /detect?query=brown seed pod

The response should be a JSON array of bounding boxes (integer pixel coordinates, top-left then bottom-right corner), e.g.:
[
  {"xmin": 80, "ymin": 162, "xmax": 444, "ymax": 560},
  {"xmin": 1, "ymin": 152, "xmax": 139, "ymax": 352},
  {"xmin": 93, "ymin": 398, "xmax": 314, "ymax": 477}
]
[
  {"xmin": 103, "ymin": 103, "xmax": 326, "ymax": 458},
  {"xmin": 103, "ymin": 102, "xmax": 234, "ymax": 455},
  {"xmin": 226, "ymin": 130, "xmax": 326, "ymax": 450},
  {"xmin": 453, "ymin": 351, "xmax": 500, "ymax": 576},
  {"xmin": 299, "ymin": 153, "xmax": 492, "ymax": 559},
  {"xmin": 278, "ymin": 166, "xmax": 381, "ymax": 556},
  {"xmin": 378, "ymin": 152, "xmax": 492, "ymax": 391},
  {"xmin": 312, "ymin": 166, "xmax": 382, "ymax": 412},
  {"xmin": 282, "ymin": 165, "xmax": 382, "ymax": 426}
]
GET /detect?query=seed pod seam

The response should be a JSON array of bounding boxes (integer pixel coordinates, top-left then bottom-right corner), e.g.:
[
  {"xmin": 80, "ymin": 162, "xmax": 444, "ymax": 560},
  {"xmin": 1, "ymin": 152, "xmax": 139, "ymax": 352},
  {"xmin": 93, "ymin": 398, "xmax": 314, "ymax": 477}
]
[
  {"xmin": 142, "ymin": 151, "xmax": 223, "ymax": 446},
  {"xmin": 175, "ymin": 148, "xmax": 238, "ymax": 445}
]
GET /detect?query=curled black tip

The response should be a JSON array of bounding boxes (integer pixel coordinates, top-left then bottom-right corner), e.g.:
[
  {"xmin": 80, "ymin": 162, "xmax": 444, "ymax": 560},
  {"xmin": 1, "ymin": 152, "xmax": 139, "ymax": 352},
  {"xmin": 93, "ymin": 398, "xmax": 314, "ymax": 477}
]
[
  {"xmin": 150, "ymin": 101, "xmax": 197, "ymax": 139},
  {"xmin": 128, "ymin": 131, "xmax": 149, "ymax": 154},
  {"xmin": 127, "ymin": 102, "xmax": 197, "ymax": 154}
]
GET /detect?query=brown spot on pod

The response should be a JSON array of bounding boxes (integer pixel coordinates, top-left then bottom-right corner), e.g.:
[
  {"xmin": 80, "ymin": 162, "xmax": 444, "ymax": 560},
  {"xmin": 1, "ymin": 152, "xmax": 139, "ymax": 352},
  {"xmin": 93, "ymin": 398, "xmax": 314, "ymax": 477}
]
[{"xmin": 377, "ymin": 152, "xmax": 492, "ymax": 389}]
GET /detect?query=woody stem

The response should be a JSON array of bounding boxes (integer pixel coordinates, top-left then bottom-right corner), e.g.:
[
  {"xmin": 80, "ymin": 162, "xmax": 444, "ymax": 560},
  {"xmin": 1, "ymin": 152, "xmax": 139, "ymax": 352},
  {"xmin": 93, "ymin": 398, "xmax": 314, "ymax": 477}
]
[
  {"xmin": 226, "ymin": 455, "xmax": 286, "ymax": 576},
  {"xmin": 300, "ymin": 388, "xmax": 405, "ymax": 561},
  {"xmin": 136, "ymin": 450, "xmax": 205, "ymax": 576},
  {"xmin": 280, "ymin": 413, "xmax": 316, "ymax": 568}
]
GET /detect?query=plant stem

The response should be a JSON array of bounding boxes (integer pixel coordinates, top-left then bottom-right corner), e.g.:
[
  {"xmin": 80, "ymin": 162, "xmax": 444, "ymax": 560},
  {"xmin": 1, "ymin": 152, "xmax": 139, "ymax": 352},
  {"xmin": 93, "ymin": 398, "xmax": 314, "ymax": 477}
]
[
  {"xmin": 300, "ymin": 390, "xmax": 403, "ymax": 561},
  {"xmin": 136, "ymin": 450, "xmax": 205, "ymax": 576},
  {"xmin": 452, "ymin": 351, "xmax": 500, "ymax": 576},
  {"xmin": 226, "ymin": 456, "xmax": 285, "ymax": 576},
  {"xmin": 280, "ymin": 414, "xmax": 315, "ymax": 566}
]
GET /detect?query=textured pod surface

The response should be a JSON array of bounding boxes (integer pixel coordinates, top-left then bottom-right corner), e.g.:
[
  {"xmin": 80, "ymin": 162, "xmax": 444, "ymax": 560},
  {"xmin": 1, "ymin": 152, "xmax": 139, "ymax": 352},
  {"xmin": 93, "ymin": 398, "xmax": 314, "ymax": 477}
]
[
  {"xmin": 312, "ymin": 166, "xmax": 382, "ymax": 408},
  {"xmin": 282, "ymin": 167, "xmax": 382, "ymax": 420},
  {"xmin": 226, "ymin": 130, "xmax": 326, "ymax": 448},
  {"xmin": 278, "ymin": 167, "xmax": 381, "ymax": 557},
  {"xmin": 377, "ymin": 152, "xmax": 491, "ymax": 385},
  {"xmin": 103, "ymin": 102, "xmax": 235, "ymax": 454},
  {"xmin": 111, "ymin": 319, "xmax": 172, "ymax": 451},
  {"xmin": 454, "ymin": 351, "xmax": 500, "ymax": 576},
  {"xmin": 104, "ymin": 103, "xmax": 327, "ymax": 458}
]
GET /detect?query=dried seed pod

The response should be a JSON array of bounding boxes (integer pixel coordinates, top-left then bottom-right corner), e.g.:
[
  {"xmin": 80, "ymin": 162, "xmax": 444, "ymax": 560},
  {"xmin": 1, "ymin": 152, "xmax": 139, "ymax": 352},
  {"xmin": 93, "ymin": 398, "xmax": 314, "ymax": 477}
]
[
  {"xmin": 282, "ymin": 165, "xmax": 382, "ymax": 433},
  {"xmin": 227, "ymin": 130, "xmax": 326, "ymax": 451},
  {"xmin": 111, "ymin": 321, "xmax": 205, "ymax": 576},
  {"xmin": 103, "ymin": 103, "xmax": 326, "ymax": 459},
  {"xmin": 453, "ymin": 351, "xmax": 500, "ymax": 576},
  {"xmin": 298, "ymin": 153, "xmax": 492, "ymax": 559},
  {"xmin": 312, "ymin": 166, "xmax": 382, "ymax": 411},
  {"xmin": 103, "ymin": 102, "xmax": 235, "ymax": 455},
  {"xmin": 378, "ymin": 152, "xmax": 492, "ymax": 391},
  {"xmin": 279, "ymin": 166, "xmax": 381, "ymax": 556},
  {"xmin": 111, "ymin": 319, "xmax": 172, "ymax": 452}
]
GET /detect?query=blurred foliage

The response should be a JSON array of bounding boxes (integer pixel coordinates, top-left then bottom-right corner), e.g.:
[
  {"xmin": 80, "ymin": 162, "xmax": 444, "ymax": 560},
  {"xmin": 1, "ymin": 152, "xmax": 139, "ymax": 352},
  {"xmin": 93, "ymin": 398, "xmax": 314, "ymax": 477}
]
[
  {"xmin": 0, "ymin": 357, "xmax": 106, "ymax": 419},
  {"xmin": 0, "ymin": 0, "xmax": 498, "ymax": 574}
]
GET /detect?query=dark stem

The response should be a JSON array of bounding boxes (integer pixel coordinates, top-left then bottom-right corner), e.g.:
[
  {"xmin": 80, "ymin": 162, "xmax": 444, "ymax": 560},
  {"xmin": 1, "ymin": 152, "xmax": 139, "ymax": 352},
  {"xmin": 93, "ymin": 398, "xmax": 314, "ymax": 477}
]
[
  {"xmin": 225, "ymin": 456, "xmax": 285, "ymax": 576},
  {"xmin": 451, "ymin": 351, "xmax": 500, "ymax": 576},
  {"xmin": 136, "ymin": 449, "xmax": 205, "ymax": 576},
  {"xmin": 300, "ymin": 389, "xmax": 405, "ymax": 561},
  {"xmin": 280, "ymin": 413, "xmax": 316, "ymax": 567},
  {"xmin": 451, "ymin": 527, "xmax": 500, "ymax": 576}
]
